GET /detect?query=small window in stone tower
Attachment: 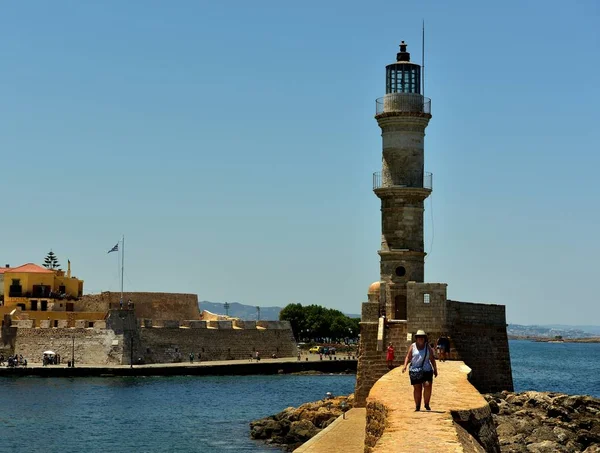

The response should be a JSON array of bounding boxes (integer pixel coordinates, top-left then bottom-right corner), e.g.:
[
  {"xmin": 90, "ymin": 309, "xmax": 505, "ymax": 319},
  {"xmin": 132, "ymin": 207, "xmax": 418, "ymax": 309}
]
[
  {"xmin": 423, "ymin": 294, "xmax": 430, "ymax": 304},
  {"xmin": 395, "ymin": 266, "xmax": 406, "ymax": 277}
]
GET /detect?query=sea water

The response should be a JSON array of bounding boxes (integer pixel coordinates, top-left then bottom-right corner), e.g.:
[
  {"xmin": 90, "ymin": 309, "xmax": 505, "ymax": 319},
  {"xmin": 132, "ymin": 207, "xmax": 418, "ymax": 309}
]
[
  {"xmin": 1, "ymin": 340, "xmax": 598, "ymax": 452},
  {"xmin": 510, "ymin": 339, "xmax": 600, "ymax": 397},
  {"xmin": 0, "ymin": 374, "xmax": 355, "ymax": 452}
]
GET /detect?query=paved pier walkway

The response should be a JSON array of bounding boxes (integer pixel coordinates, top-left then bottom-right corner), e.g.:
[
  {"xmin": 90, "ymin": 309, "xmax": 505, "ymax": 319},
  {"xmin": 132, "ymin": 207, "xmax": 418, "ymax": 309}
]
[
  {"xmin": 369, "ymin": 361, "xmax": 488, "ymax": 452},
  {"xmin": 294, "ymin": 408, "xmax": 366, "ymax": 453},
  {"xmin": 293, "ymin": 361, "xmax": 491, "ymax": 452}
]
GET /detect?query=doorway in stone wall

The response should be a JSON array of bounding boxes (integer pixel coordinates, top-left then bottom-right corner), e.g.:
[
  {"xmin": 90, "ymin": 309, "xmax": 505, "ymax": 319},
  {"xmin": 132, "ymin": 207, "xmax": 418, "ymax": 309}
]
[{"xmin": 394, "ymin": 295, "xmax": 407, "ymax": 320}]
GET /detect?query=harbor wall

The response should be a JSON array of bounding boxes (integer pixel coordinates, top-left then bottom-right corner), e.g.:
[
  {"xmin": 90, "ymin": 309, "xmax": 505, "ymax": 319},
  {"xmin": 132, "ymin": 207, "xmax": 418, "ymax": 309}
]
[
  {"xmin": 11, "ymin": 327, "xmax": 124, "ymax": 365},
  {"xmin": 2, "ymin": 317, "xmax": 297, "ymax": 365},
  {"xmin": 137, "ymin": 324, "xmax": 297, "ymax": 363}
]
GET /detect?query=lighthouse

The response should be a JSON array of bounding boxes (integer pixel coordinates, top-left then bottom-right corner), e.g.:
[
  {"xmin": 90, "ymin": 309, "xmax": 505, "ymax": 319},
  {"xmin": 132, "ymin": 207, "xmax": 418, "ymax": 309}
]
[
  {"xmin": 374, "ymin": 41, "xmax": 432, "ymax": 321},
  {"xmin": 355, "ymin": 41, "xmax": 513, "ymax": 406},
  {"xmin": 355, "ymin": 40, "xmax": 441, "ymax": 405}
]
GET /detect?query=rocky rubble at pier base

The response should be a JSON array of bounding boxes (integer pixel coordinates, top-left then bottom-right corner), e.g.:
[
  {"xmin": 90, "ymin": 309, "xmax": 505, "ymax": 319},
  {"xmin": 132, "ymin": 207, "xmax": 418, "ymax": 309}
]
[
  {"xmin": 484, "ymin": 391, "xmax": 600, "ymax": 452},
  {"xmin": 249, "ymin": 394, "xmax": 354, "ymax": 451},
  {"xmin": 250, "ymin": 391, "xmax": 599, "ymax": 452}
]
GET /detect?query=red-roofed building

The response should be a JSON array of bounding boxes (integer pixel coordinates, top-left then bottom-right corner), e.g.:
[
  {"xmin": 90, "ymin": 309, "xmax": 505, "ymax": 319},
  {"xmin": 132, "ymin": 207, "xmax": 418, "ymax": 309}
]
[
  {"xmin": 1, "ymin": 261, "xmax": 84, "ymax": 312},
  {"xmin": 6, "ymin": 263, "xmax": 54, "ymax": 274}
]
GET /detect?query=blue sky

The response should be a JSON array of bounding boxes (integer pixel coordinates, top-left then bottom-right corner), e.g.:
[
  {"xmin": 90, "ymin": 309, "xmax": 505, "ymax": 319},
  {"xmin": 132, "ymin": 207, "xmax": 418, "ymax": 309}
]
[{"xmin": 1, "ymin": 1, "xmax": 598, "ymax": 325}]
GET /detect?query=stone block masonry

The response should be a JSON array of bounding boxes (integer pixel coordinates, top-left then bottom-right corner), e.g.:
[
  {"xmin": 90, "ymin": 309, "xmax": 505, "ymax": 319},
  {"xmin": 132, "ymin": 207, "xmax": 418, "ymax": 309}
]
[
  {"xmin": 138, "ymin": 325, "xmax": 296, "ymax": 363},
  {"xmin": 355, "ymin": 296, "xmax": 513, "ymax": 405},
  {"xmin": 447, "ymin": 300, "xmax": 514, "ymax": 393},
  {"xmin": 12, "ymin": 328, "xmax": 124, "ymax": 365},
  {"xmin": 3, "ymin": 309, "xmax": 297, "ymax": 366},
  {"xmin": 79, "ymin": 292, "xmax": 200, "ymax": 321},
  {"xmin": 355, "ymin": 319, "xmax": 409, "ymax": 405}
]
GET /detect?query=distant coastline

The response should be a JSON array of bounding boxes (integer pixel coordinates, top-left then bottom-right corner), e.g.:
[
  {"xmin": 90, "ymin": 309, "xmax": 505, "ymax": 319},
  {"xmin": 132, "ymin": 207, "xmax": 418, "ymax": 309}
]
[{"xmin": 509, "ymin": 335, "xmax": 600, "ymax": 343}]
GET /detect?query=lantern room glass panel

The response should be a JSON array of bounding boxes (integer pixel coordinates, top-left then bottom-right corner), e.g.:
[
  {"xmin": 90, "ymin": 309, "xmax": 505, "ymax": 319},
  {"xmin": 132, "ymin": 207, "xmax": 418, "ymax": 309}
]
[{"xmin": 386, "ymin": 63, "xmax": 421, "ymax": 94}]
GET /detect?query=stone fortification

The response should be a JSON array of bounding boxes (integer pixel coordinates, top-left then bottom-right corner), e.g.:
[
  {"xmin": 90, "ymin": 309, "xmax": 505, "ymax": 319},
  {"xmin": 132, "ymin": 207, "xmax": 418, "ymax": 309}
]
[
  {"xmin": 136, "ymin": 321, "xmax": 296, "ymax": 363},
  {"xmin": 79, "ymin": 292, "xmax": 200, "ymax": 321},
  {"xmin": 2, "ymin": 307, "xmax": 297, "ymax": 365},
  {"xmin": 11, "ymin": 327, "xmax": 123, "ymax": 365},
  {"xmin": 447, "ymin": 300, "xmax": 513, "ymax": 393},
  {"xmin": 355, "ymin": 295, "xmax": 514, "ymax": 405}
]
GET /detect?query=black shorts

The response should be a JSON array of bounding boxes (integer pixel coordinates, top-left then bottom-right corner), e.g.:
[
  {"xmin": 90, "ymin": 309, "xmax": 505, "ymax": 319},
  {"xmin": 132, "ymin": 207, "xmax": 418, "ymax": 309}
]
[{"xmin": 410, "ymin": 371, "xmax": 434, "ymax": 386}]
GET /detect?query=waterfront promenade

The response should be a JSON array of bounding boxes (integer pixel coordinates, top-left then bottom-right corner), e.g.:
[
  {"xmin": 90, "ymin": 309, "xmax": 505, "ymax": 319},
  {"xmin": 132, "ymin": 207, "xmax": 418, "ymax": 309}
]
[{"xmin": 0, "ymin": 354, "xmax": 357, "ymax": 377}]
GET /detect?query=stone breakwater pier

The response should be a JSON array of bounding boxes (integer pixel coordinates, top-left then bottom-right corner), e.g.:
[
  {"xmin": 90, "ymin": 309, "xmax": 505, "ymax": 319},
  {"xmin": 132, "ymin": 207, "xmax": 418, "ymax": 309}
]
[
  {"xmin": 296, "ymin": 361, "xmax": 500, "ymax": 452},
  {"xmin": 0, "ymin": 356, "xmax": 357, "ymax": 378}
]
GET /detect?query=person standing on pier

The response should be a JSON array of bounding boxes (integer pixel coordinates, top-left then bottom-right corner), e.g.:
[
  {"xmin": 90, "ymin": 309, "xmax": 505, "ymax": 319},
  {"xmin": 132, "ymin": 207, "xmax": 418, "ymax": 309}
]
[
  {"xmin": 402, "ymin": 330, "xmax": 438, "ymax": 411},
  {"xmin": 386, "ymin": 342, "xmax": 395, "ymax": 369}
]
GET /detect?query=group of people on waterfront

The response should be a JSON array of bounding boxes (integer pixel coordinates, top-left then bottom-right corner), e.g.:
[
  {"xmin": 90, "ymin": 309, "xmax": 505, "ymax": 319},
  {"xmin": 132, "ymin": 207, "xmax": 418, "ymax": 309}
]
[
  {"xmin": 43, "ymin": 353, "xmax": 61, "ymax": 366},
  {"xmin": 0, "ymin": 353, "xmax": 27, "ymax": 367},
  {"xmin": 189, "ymin": 352, "xmax": 203, "ymax": 363}
]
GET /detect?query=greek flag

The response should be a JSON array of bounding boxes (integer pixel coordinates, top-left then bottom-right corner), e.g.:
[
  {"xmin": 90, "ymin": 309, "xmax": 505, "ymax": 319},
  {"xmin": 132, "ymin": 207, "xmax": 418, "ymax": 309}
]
[{"xmin": 107, "ymin": 243, "xmax": 119, "ymax": 254}]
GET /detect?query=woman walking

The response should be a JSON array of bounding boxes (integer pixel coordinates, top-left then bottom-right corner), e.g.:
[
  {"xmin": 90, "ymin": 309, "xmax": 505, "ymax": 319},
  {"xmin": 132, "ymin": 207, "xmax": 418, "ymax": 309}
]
[{"xmin": 402, "ymin": 329, "xmax": 438, "ymax": 411}]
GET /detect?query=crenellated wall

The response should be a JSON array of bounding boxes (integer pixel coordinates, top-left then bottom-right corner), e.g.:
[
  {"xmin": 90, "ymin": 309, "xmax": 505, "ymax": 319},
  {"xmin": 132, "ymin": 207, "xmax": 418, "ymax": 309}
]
[
  {"xmin": 1, "ymin": 309, "xmax": 297, "ymax": 365},
  {"xmin": 137, "ymin": 323, "xmax": 296, "ymax": 363},
  {"xmin": 79, "ymin": 292, "xmax": 200, "ymax": 320}
]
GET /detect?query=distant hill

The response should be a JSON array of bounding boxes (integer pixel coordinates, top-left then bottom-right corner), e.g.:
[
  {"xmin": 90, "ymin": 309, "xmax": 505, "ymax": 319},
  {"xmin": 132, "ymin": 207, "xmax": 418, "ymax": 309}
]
[
  {"xmin": 507, "ymin": 324, "xmax": 600, "ymax": 338},
  {"xmin": 199, "ymin": 301, "xmax": 360, "ymax": 321},
  {"xmin": 543, "ymin": 325, "xmax": 600, "ymax": 336}
]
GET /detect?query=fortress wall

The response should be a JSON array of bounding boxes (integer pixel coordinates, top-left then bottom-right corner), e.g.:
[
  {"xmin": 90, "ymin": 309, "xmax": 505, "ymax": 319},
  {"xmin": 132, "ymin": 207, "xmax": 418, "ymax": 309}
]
[
  {"xmin": 406, "ymin": 282, "xmax": 448, "ymax": 339},
  {"xmin": 13, "ymin": 311, "xmax": 106, "ymax": 327},
  {"xmin": 11, "ymin": 328, "xmax": 124, "ymax": 365},
  {"xmin": 79, "ymin": 292, "xmax": 200, "ymax": 321},
  {"xmin": 447, "ymin": 300, "xmax": 514, "ymax": 393},
  {"xmin": 355, "ymin": 306, "xmax": 410, "ymax": 406},
  {"xmin": 138, "ymin": 326, "xmax": 297, "ymax": 363},
  {"xmin": 234, "ymin": 320, "xmax": 256, "ymax": 329}
]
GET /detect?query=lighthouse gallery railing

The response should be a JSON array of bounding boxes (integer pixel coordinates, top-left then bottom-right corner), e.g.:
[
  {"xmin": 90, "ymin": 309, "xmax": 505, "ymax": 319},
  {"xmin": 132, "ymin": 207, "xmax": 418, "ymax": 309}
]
[
  {"xmin": 375, "ymin": 93, "xmax": 431, "ymax": 115},
  {"xmin": 373, "ymin": 172, "xmax": 433, "ymax": 190}
]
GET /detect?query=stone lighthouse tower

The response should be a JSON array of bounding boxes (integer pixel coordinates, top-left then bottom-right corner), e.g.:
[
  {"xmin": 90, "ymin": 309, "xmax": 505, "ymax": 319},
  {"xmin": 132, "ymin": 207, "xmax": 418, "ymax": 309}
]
[
  {"xmin": 355, "ymin": 41, "xmax": 513, "ymax": 406},
  {"xmin": 374, "ymin": 41, "xmax": 432, "ymax": 321},
  {"xmin": 355, "ymin": 41, "xmax": 440, "ymax": 405}
]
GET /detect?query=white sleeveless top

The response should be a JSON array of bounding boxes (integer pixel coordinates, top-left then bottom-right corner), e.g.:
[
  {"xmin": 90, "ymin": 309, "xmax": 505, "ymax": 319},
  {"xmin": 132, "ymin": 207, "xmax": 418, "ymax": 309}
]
[{"xmin": 410, "ymin": 343, "xmax": 433, "ymax": 371}]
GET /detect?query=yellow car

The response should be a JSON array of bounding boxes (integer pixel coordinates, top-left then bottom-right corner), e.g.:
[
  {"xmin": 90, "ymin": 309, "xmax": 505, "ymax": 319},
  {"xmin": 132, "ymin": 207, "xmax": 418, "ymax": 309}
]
[{"xmin": 309, "ymin": 346, "xmax": 323, "ymax": 354}]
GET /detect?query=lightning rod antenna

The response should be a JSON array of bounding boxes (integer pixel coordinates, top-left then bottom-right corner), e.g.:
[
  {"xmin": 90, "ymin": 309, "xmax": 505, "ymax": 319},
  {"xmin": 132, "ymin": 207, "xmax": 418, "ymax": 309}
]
[{"xmin": 422, "ymin": 20, "xmax": 425, "ymax": 98}]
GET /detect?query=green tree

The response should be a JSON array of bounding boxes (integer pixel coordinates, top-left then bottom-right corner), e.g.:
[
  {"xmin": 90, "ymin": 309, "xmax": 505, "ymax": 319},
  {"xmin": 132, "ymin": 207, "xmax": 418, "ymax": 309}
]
[
  {"xmin": 279, "ymin": 303, "xmax": 306, "ymax": 340},
  {"xmin": 43, "ymin": 250, "xmax": 61, "ymax": 269},
  {"xmin": 280, "ymin": 302, "xmax": 360, "ymax": 342}
]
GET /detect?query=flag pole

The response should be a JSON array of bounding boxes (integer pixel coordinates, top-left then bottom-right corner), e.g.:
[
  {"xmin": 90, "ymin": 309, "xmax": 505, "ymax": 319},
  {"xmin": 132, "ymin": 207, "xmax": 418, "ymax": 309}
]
[{"xmin": 121, "ymin": 235, "xmax": 125, "ymax": 305}]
